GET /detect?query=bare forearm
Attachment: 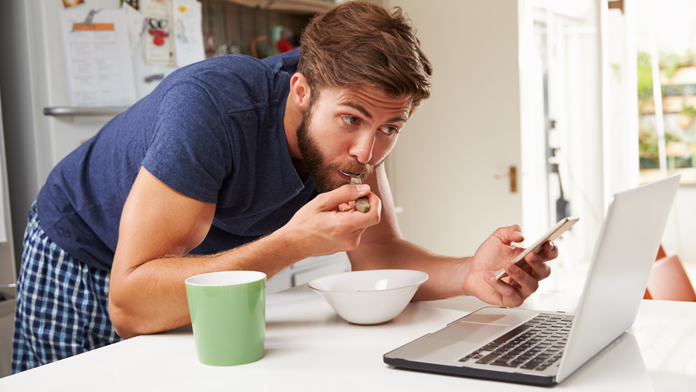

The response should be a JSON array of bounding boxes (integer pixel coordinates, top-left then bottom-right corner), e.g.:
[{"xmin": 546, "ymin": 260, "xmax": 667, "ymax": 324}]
[
  {"xmin": 348, "ymin": 238, "xmax": 471, "ymax": 301},
  {"xmin": 111, "ymin": 169, "xmax": 381, "ymax": 339},
  {"xmin": 109, "ymin": 229, "xmax": 306, "ymax": 338}
]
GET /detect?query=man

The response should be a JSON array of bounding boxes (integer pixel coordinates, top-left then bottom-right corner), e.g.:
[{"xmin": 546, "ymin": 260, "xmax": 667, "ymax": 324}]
[{"xmin": 12, "ymin": 1, "xmax": 556, "ymax": 373}]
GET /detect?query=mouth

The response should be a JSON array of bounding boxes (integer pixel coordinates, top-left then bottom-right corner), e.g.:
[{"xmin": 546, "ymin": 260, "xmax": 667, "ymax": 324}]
[{"xmin": 338, "ymin": 170, "xmax": 362, "ymax": 181}]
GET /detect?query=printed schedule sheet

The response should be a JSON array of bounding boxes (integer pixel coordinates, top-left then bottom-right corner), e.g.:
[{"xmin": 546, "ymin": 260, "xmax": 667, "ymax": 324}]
[{"xmin": 59, "ymin": 8, "xmax": 136, "ymax": 107}]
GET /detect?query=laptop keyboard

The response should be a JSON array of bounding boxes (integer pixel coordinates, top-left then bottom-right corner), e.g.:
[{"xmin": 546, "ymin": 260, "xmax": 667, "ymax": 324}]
[{"xmin": 459, "ymin": 313, "xmax": 574, "ymax": 371}]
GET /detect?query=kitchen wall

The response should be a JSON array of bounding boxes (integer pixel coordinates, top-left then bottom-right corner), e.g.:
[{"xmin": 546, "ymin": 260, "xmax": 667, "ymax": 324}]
[{"xmin": 383, "ymin": 0, "xmax": 525, "ymax": 258}]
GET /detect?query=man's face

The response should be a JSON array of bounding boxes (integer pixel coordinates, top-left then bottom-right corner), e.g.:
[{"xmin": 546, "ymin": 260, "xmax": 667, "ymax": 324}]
[{"xmin": 297, "ymin": 86, "xmax": 411, "ymax": 193}]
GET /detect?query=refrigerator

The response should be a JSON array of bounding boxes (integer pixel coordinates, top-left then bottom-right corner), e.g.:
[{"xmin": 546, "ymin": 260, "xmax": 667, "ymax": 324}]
[
  {"xmin": 0, "ymin": 89, "xmax": 17, "ymax": 378},
  {"xmin": 0, "ymin": 0, "xmax": 181, "ymax": 276},
  {"xmin": 0, "ymin": 0, "xmax": 197, "ymax": 377}
]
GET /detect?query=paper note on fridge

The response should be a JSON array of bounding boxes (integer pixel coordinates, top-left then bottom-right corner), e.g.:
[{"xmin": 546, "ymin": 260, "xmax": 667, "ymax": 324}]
[
  {"xmin": 59, "ymin": 8, "xmax": 137, "ymax": 107},
  {"xmin": 172, "ymin": 0, "xmax": 205, "ymax": 68}
]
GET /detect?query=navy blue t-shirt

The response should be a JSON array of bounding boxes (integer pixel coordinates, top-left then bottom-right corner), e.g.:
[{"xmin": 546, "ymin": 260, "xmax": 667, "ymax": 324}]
[{"xmin": 36, "ymin": 49, "xmax": 317, "ymax": 271}]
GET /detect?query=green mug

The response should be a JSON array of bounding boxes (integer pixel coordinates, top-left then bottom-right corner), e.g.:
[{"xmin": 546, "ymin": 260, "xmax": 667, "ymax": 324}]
[{"xmin": 185, "ymin": 271, "xmax": 266, "ymax": 366}]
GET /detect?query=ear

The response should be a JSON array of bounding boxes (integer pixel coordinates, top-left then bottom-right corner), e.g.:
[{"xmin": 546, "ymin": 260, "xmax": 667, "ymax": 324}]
[{"xmin": 290, "ymin": 72, "xmax": 311, "ymax": 112}]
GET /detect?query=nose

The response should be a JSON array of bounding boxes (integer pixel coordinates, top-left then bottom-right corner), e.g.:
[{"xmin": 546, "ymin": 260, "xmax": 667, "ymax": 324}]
[{"xmin": 349, "ymin": 131, "xmax": 375, "ymax": 164}]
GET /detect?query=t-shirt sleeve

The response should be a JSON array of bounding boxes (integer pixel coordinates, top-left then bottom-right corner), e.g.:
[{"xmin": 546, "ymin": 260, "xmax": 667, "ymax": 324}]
[{"xmin": 141, "ymin": 82, "xmax": 232, "ymax": 204}]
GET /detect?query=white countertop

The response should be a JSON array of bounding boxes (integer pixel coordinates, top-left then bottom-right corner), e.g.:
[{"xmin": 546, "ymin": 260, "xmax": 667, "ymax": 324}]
[{"xmin": 2, "ymin": 285, "xmax": 695, "ymax": 391}]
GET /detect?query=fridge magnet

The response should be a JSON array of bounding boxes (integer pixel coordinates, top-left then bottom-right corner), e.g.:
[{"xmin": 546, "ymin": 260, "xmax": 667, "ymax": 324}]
[
  {"xmin": 148, "ymin": 18, "xmax": 169, "ymax": 47},
  {"xmin": 140, "ymin": 0, "xmax": 176, "ymax": 66}
]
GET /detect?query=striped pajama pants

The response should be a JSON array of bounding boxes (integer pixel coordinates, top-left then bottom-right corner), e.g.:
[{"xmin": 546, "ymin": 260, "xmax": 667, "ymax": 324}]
[{"xmin": 12, "ymin": 203, "xmax": 122, "ymax": 373}]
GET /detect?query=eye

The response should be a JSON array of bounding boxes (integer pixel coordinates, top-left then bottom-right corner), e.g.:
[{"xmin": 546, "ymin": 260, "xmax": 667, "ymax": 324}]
[
  {"xmin": 379, "ymin": 126, "xmax": 399, "ymax": 135},
  {"xmin": 342, "ymin": 116, "xmax": 361, "ymax": 126}
]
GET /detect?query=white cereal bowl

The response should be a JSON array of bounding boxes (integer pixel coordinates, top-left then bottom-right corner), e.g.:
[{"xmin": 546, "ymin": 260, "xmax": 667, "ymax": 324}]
[{"xmin": 308, "ymin": 269, "xmax": 429, "ymax": 325}]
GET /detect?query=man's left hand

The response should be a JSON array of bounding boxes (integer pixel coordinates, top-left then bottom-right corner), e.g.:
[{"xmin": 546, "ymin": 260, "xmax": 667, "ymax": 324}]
[{"xmin": 461, "ymin": 225, "xmax": 557, "ymax": 307}]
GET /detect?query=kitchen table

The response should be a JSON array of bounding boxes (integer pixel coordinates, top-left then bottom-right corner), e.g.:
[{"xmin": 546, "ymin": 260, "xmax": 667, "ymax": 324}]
[{"xmin": 1, "ymin": 284, "xmax": 695, "ymax": 391}]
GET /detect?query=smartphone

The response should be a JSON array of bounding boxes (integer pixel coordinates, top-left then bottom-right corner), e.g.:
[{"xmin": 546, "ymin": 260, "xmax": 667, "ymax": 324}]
[{"xmin": 494, "ymin": 216, "xmax": 580, "ymax": 280}]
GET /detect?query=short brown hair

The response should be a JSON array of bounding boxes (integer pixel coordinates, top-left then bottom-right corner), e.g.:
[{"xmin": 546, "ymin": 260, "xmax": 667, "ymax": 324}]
[{"xmin": 298, "ymin": 1, "xmax": 432, "ymax": 114}]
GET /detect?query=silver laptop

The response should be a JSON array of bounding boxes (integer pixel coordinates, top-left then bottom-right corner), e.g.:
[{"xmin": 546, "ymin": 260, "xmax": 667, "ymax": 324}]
[{"xmin": 384, "ymin": 175, "xmax": 680, "ymax": 386}]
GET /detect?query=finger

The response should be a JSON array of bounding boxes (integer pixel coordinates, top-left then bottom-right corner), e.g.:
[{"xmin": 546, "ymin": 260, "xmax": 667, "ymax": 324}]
[
  {"xmin": 363, "ymin": 191, "xmax": 382, "ymax": 215},
  {"xmin": 493, "ymin": 225, "xmax": 525, "ymax": 246},
  {"xmin": 524, "ymin": 251, "xmax": 552, "ymax": 281},
  {"xmin": 332, "ymin": 193, "xmax": 381, "ymax": 230},
  {"xmin": 513, "ymin": 241, "xmax": 556, "ymax": 275},
  {"xmin": 484, "ymin": 272, "xmax": 524, "ymax": 307},
  {"xmin": 337, "ymin": 193, "xmax": 381, "ymax": 216},
  {"xmin": 504, "ymin": 262, "xmax": 539, "ymax": 299},
  {"xmin": 535, "ymin": 241, "xmax": 559, "ymax": 262},
  {"xmin": 314, "ymin": 184, "xmax": 371, "ymax": 211},
  {"xmin": 338, "ymin": 202, "xmax": 354, "ymax": 212}
]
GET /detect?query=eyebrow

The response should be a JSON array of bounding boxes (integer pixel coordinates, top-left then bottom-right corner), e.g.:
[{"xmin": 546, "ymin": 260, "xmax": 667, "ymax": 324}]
[{"xmin": 340, "ymin": 102, "xmax": 408, "ymax": 123}]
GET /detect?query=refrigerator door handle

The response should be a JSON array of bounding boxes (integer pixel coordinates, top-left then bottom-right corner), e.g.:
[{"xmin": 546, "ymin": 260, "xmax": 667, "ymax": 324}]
[{"xmin": 43, "ymin": 106, "xmax": 129, "ymax": 117}]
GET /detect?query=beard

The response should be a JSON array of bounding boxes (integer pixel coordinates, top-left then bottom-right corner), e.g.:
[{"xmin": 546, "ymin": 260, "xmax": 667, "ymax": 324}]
[{"xmin": 296, "ymin": 108, "xmax": 375, "ymax": 193}]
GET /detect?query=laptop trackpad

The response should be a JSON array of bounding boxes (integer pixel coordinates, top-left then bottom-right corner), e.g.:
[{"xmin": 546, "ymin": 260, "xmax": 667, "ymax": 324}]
[{"xmin": 428, "ymin": 322, "xmax": 509, "ymax": 343}]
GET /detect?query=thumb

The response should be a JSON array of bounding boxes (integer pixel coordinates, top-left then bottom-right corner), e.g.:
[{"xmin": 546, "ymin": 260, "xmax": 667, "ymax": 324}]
[{"xmin": 493, "ymin": 225, "xmax": 524, "ymax": 245}]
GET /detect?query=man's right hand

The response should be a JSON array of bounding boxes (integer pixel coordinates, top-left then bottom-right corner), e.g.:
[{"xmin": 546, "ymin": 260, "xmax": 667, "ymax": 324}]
[{"xmin": 278, "ymin": 183, "xmax": 382, "ymax": 258}]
